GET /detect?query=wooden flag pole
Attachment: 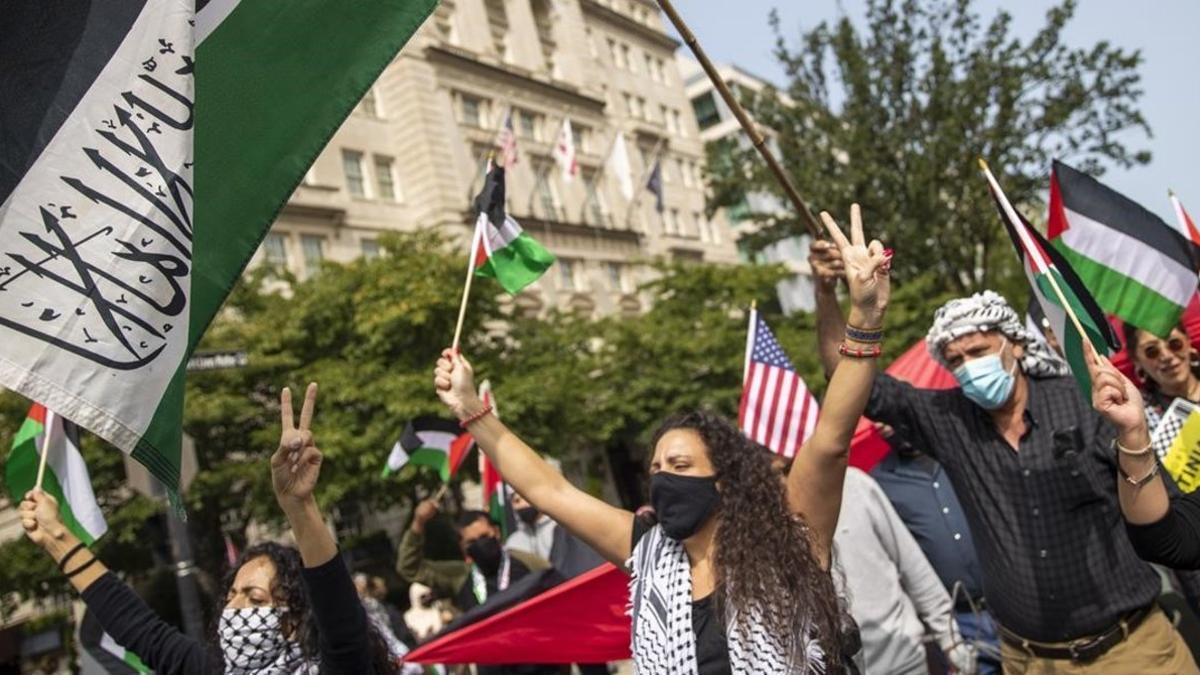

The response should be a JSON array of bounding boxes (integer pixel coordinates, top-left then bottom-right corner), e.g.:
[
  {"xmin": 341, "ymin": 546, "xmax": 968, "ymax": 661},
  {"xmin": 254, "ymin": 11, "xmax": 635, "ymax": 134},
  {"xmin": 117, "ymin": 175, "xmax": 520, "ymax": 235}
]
[
  {"xmin": 654, "ymin": 0, "xmax": 822, "ymax": 239},
  {"xmin": 34, "ymin": 411, "xmax": 53, "ymax": 492},
  {"xmin": 433, "ymin": 483, "xmax": 450, "ymax": 502},
  {"xmin": 453, "ymin": 154, "xmax": 494, "ymax": 351},
  {"xmin": 978, "ymin": 159, "xmax": 1095, "ymax": 355}
]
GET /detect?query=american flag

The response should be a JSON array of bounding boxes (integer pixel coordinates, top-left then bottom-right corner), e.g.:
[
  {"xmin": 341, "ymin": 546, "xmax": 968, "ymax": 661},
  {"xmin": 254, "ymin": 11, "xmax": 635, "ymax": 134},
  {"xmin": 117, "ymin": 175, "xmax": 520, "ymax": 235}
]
[
  {"xmin": 496, "ymin": 108, "xmax": 519, "ymax": 167},
  {"xmin": 738, "ymin": 309, "xmax": 819, "ymax": 458}
]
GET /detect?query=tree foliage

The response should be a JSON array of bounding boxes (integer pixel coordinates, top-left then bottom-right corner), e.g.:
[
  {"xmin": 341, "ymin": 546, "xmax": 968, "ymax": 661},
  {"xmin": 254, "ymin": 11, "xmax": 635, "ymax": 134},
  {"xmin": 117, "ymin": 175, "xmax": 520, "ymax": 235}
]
[{"xmin": 710, "ymin": 0, "xmax": 1150, "ymax": 295}]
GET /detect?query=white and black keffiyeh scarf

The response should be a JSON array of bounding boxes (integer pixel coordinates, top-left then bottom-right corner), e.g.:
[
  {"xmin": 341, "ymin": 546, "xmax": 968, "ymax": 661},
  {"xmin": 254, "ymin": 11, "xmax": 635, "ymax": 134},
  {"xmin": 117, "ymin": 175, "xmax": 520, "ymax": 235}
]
[
  {"xmin": 627, "ymin": 525, "xmax": 826, "ymax": 674},
  {"xmin": 219, "ymin": 607, "xmax": 318, "ymax": 675},
  {"xmin": 926, "ymin": 290, "xmax": 1069, "ymax": 378}
]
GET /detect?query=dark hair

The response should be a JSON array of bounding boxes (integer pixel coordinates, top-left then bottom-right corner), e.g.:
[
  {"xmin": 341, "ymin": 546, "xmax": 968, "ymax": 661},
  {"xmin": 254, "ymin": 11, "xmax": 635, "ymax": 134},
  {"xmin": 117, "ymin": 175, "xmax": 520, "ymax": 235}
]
[
  {"xmin": 649, "ymin": 410, "xmax": 850, "ymax": 669},
  {"xmin": 214, "ymin": 542, "xmax": 398, "ymax": 674},
  {"xmin": 1123, "ymin": 321, "xmax": 1200, "ymax": 404},
  {"xmin": 454, "ymin": 510, "xmax": 494, "ymax": 532}
]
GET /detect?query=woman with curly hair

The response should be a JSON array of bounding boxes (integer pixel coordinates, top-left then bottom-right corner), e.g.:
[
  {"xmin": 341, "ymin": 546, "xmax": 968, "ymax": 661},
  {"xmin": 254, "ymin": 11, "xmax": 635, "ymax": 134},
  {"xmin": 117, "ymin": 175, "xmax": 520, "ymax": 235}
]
[
  {"xmin": 18, "ymin": 384, "xmax": 398, "ymax": 674},
  {"xmin": 434, "ymin": 206, "xmax": 889, "ymax": 673}
]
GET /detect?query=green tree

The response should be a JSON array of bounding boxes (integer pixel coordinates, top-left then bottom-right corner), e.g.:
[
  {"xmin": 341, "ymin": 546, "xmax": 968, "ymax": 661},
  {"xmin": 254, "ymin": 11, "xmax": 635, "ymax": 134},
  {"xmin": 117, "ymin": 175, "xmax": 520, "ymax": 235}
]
[{"xmin": 711, "ymin": 0, "xmax": 1150, "ymax": 296}]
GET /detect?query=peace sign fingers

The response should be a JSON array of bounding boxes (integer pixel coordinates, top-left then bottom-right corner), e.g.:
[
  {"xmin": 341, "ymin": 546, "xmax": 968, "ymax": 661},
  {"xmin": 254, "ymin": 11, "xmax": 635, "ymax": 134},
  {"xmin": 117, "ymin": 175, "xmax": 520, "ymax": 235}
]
[
  {"xmin": 819, "ymin": 211, "xmax": 852, "ymax": 251},
  {"xmin": 298, "ymin": 382, "xmax": 318, "ymax": 432},
  {"xmin": 281, "ymin": 386, "xmax": 295, "ymax": 432}
]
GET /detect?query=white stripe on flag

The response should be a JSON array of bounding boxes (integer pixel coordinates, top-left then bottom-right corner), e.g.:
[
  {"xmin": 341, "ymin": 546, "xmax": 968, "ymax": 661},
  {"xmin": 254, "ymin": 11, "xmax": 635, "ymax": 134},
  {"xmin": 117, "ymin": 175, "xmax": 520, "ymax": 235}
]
[
  {"xmin": 756, "ymin": 368, "xmax": 780, "ymax": 443},
  {"xmin": 768, "ymin": 371, "xmax": 794, "ymax": 452},
  {"xmin": 43, "ymin": 410, "xmax": 107, "ymax": 542},
  {"xmin": 745, "ymin": 363, "xmax": 766, "ymax": 440},
  {"xmin": 783, "ymin": 385, "xmax": 806, "ymax": 458},
  {"xmin": 778, "ymin": 375, "xmax": 801, "ymax": 457},
  {"xmin": 196, "ymin": 0, "xmax": 242, "ymax": 44}
]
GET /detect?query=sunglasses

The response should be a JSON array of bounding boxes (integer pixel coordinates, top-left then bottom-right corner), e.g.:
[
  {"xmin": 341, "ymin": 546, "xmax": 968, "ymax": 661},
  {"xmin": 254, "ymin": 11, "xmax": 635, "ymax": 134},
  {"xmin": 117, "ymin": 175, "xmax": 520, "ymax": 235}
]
[{"xmin": 1141, "ymin": 337, "xmax": 1188, "ymax": 362}]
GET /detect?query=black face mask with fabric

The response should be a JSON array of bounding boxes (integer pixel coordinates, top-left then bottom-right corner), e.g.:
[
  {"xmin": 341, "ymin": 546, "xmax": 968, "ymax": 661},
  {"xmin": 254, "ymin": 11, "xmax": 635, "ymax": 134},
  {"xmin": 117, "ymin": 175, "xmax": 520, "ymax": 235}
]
[
  {"xmin": 515, "ymin": 506, "xmax": 540, "ymax": 526},
  {"xmin": 649, "ymin": 472, "xmax": 720, "ymax": 541},
  {"xmin": 466, "ymin": 536, "xmax": 503, "ymax": 577}
]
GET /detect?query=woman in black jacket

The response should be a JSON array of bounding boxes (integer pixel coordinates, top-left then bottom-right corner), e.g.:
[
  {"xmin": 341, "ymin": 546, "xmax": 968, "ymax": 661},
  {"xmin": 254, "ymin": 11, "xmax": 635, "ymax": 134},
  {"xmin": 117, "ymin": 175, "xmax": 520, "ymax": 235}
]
[{"xmin": 18, "ymin": 383, "xmax": 398, "ymax": 674}]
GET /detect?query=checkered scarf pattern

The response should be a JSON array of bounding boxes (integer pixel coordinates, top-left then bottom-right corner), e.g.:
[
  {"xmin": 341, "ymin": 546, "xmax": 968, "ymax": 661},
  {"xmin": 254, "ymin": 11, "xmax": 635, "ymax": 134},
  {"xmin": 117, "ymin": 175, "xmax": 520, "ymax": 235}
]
[
  {"xmin": 218, "ymin": 608, "xmax": 317, "ymax": 675},
  {"xmin": 627, "ymin": 525, "xmax": 826, "ymax": 674},
  {"xmin": 926, "ymin": 291, "xmax": 1069, "ymax": 378}
]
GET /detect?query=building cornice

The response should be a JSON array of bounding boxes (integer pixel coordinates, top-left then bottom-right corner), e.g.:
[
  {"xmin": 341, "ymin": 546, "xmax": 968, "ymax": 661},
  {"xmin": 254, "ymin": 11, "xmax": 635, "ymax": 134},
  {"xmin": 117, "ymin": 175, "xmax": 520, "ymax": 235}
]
[
  {"xmin": 579, "ymin": 0, "xmax": 681, "ymax": 51},
  {"xmin": 426, "ymin": 44, "xmax": 607, "ymax": 112}
]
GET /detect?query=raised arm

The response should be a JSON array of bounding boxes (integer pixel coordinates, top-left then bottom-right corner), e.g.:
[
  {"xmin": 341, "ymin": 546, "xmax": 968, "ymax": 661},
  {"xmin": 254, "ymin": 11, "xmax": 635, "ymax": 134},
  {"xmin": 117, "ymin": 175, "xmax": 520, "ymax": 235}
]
[
  {"xmin": 272, "ymin": 383, "xmax": 338, "ymax": 568},
  {"xmin": 810, "ymin": 238, "xmax": 848, "ymax": 378},
  {"xmin": 789, "ymin": 205, "xmax": 890, "ymax": 562},
  {"xmin": 434, "ymin": 350, "xmax": 634, "ymax": 566}
]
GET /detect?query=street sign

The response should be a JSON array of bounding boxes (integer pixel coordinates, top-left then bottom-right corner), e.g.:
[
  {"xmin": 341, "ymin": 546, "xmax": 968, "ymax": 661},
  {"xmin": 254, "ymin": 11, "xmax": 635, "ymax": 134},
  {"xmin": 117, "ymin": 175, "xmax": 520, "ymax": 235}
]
[{"xmin": 186, "ymin": 350, "xmax": 248, "ymax": 372}]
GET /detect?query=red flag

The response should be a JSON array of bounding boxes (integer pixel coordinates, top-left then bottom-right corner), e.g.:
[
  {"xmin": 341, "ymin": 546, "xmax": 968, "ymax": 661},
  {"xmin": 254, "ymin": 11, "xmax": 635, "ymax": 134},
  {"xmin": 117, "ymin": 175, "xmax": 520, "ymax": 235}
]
[{"xmin": 404, "ymin": 563, "xmax": 631, "ymax": 664}]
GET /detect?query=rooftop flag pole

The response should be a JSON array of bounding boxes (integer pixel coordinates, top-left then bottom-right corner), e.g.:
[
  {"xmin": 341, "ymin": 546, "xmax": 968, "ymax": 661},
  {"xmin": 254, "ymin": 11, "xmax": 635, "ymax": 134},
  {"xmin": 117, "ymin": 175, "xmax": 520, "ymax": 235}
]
[{"xmin": 654, "ymin": 0, "xmax": 822, "ymax": 238}]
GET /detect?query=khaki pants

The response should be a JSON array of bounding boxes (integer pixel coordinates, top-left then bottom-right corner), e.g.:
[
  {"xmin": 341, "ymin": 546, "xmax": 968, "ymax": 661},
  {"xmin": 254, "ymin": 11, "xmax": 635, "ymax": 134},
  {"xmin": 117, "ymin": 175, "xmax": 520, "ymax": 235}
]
[{"xmin": 1001, "ymin": 609, "xmax": 1200, "ymax": 674}]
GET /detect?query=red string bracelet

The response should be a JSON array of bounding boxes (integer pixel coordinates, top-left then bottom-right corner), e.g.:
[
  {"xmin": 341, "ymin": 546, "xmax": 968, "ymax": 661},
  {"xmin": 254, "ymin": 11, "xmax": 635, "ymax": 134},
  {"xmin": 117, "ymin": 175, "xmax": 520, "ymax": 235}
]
[
  {"xmin": 838, "ymin": 343, "xmax": 882, "ymax": 359},
  {"xmin": 460, "ymin": 405, "xmax": 493, "ymax": 429}
]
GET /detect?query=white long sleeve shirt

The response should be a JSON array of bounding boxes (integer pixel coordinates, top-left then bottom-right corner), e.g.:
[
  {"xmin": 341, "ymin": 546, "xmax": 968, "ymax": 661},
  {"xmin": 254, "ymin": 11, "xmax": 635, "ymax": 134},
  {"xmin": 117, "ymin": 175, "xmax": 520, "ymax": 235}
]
[{"xmin": 834, "ymin": 467, "xmax": 959, "ymax": 675}]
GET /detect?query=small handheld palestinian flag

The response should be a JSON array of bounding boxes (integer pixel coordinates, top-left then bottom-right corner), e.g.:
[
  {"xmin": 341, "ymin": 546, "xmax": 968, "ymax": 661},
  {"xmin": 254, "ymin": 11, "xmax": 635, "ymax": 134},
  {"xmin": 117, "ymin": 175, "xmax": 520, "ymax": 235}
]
[
  {"xmin": 980, "ymin": 160, "xmax": 1119, "ymax": 395},
  {"xmin": 5, "ymin": 403, "xmax": 107, "ymax": 545},
  {"xmin": 383, "ymin": 417, "xmax": 473, "ymax": 483},
  {"xmin": 477, "ymin": 381, "xmax": 513, "ymax": 536},
  {"xmin": 471, "ymin": 165, "xmax": 556, "ymax": 295},
  {"xmin": 80, "ymin": 610, "xmax": 150, "ymax": 674},
  {"xmin": 1048, "ymin": 160, "xmax": 1199, "ymax": 338}
]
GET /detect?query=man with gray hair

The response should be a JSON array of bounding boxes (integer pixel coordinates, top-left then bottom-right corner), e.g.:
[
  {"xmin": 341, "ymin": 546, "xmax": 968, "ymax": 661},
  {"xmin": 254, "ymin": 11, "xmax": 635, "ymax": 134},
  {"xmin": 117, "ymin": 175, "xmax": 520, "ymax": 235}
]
[{"xmin": 810, "ymin": 240, "xmax": 1200, "ymax": 673}]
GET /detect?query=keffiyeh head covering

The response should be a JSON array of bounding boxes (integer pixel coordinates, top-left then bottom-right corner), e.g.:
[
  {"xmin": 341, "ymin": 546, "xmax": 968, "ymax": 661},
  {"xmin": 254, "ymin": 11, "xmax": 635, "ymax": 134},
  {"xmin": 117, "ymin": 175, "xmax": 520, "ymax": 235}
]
[{"xmin": 926, "ymin": 290, "xmax": 1069, "ymax": 378}]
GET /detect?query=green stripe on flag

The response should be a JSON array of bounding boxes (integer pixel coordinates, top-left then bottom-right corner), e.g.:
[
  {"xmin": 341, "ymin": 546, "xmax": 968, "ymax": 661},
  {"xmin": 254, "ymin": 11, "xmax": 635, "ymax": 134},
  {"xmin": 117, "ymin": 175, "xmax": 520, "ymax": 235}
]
[
  {"xmin": 408, "ymin": 447, "xmax": 451, "ymax": 482},
  {"xmin": 1053, "ymin": 242, "xmax": 1187, "ymax": 337},
  {"xmin": 476, "ymin": 233, "xmax": 556, "ymax": 295},
  {"xmin": 5, "ymin": 418, "xmax": 96, "ymax": 546},
  {"xmin": 1033, "ymin": 271, "xmax": 1107, "ymax": 396}
]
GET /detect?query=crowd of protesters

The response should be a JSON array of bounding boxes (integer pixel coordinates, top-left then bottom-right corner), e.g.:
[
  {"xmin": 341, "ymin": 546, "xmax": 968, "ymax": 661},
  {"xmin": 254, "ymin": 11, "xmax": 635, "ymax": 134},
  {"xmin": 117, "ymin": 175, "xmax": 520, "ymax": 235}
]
[{"xmin": 17, "ymin": 204, "xmax": 1200, "ymax": 675}]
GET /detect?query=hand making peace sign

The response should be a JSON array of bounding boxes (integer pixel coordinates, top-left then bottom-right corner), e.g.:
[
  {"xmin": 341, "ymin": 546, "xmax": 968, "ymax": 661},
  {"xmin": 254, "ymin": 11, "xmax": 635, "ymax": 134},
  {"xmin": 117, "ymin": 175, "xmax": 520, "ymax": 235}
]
[
  {"xmin": 272, "ymin": 382, "xmax": 322, "ymax": 508},
  {"xmin": 819, "ymin": 203, "xmax": 891, "ymax": 323}
]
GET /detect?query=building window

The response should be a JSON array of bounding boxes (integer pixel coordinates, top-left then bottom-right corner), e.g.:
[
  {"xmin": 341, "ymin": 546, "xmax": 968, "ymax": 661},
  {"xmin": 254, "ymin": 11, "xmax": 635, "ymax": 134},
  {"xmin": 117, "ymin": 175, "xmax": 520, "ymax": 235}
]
[
  {"xmin": 433, "ymin": 0, "xmax": 458, "ymax": 43},
  {"xmin": 622, "ymin": 44, "xmax": 634, "ymax": 72},
  {"xmin": 342, "ymin": 150, "xmax": 367, "ymax": 198},
  {"xmin": 533, "ymin": 160, "xmax": 560, "ymax": 219},
  {"xmin": 606, "ymin": 262, "xmax": 629, "ymax": 293},
  {"xmin": 361, "ymin": 238, "xmax": 381, "ymax": 259},
  {"xmin": 572, "ymin": 124, "xmax": 589, "ymax": 153},
  {"xmin": 637, "ymin": 97, "xmax": 647, "ymax": 120},
  {"xmin": 674, "ymin": 110, "xmax": 686, "ymax": 137},
  {"xmin": 300, "ymin": 235, "xmax": 325, "ymax": 275},
  {"xmin": 585, "ymin": 28, "xmax": 597, "ymax": 58},
  {"xmin": 459, "ymin": 93, "xmax": 485, "ymax": 127},
  {"xmin": 583, "ymin": 169, "xmax": 608, "ymax": 226},
  {"xmin": 644, "ymin": 53, "xmax": 656, "ymax": 81},
  {"xmin": 518, "ymin": 109, "xmax": 538, "ymax": 139},
  {"xmin": 663, "ymin": 105, "xmax": 674, "ymax": 133},
  {"xmin": 559, "ymin": 258, "xmax": 579, "ymax": 290},
  {"xmin": 692, "ymin": 92, "xmax": 720, "ymax": 130},
  {"xmin": 608, "ymin": 38, "xmax": 623, "ymax": 68},
  {"xmin": 694, "ymin": 212, "xmax": 707, "ymax": 241},
  {"xmin": 263, "ymin": 233, "xmax": 288, "ymax": 267},
  {"xmin": 530, "ymin": 0, "xmax": 557, "ymax": 76},
  {"xmin": 358, "ymin": 87, "xmax": 380, "ymax": 117},
  {"xmin": 662, "ymin": 208, "xmax": 678, "ymax": 236},
  {"xmin": 678, "ymin": 158, "xmax": 691, "ymax": 187},
  {"xmin": 657, "ymin": 58, "xmax": 669, "ymax": 84},
  {"xmin": 373, "ymin": 155, "xmax": 398, "ymax": 201},
  {"xmin": 484, "ymin": 0, "xmax": 510, "ymax": 60}
]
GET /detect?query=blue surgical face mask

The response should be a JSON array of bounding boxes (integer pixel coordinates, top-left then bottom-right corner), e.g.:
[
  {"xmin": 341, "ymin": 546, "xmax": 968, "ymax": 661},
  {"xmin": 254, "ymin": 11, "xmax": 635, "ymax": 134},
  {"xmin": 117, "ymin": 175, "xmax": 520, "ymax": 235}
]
[{"xmin": 954, "ymin": 343, "xmax": 1017, "ymax": 410}]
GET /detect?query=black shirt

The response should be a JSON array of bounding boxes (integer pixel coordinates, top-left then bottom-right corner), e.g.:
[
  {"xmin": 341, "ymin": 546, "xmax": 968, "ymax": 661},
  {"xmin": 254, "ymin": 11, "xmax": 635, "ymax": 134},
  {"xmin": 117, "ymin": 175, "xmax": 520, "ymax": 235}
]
[
  {"xmin": 79, "ymin": 552, "xmax": 376, "ymax": 674},
  {"xmin": 1127, "ymin": 492, "xmax": 1200, "ymax": 569},
  {"xmin": 867, "ymin": 372, "xmax": 1181, "ymax": 641},
  {"xmin": 632, "ymin": 517, "xmax": 732, "ymax": 675}
]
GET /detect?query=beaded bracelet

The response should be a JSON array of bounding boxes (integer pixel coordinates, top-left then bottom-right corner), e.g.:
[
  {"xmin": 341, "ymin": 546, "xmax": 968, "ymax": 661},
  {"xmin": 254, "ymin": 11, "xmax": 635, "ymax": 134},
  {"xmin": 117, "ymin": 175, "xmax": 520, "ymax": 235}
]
[
  {"xmin": 845, "ymin": 324, "xmax": 884, "ymax": 343},
  {"xmin": 459, "ymin": 405, "xmax": 494, "ymax": 429},
  {"xmin": 838, "ymin": 343, "xmax": 882, "ymax": 359}
]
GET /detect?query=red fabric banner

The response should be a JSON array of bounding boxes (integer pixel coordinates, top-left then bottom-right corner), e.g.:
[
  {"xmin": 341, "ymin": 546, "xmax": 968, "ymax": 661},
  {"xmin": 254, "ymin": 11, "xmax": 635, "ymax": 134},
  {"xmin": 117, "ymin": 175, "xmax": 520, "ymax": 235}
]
[{"xmin": 404, "ymin": 563, "xmax": 632, "ymax": 664}]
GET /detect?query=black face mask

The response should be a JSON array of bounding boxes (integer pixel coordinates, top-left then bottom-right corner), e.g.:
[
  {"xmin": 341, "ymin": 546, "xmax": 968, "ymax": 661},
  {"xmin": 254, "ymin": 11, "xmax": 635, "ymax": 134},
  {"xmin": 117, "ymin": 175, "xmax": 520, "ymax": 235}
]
[
  {"xmin": 516, "ymin": 506, "xmax": 540, "ymax": 526},
  {"xmin": 466, "ymin": 536, "xmax": 503, "ymax": 577},
  {"xmin": 649, "ymin": 472, "xmax": 720, "ymax": 541}
]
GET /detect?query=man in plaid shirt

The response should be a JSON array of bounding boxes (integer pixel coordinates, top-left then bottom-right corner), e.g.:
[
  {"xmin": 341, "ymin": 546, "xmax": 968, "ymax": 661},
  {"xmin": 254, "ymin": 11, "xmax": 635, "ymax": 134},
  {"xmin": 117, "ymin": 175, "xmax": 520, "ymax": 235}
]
[{"xmin": 811, "ymin": 240, "xmax": 1200, "ymax": 674}]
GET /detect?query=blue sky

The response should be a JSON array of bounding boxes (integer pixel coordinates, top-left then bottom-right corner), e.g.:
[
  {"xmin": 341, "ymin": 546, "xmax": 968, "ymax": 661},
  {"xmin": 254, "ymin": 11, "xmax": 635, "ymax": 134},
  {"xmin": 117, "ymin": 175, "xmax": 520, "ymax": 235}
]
[{"xmin": 667, "ymin": 0, "xmax": 1199, "ymax": 223}]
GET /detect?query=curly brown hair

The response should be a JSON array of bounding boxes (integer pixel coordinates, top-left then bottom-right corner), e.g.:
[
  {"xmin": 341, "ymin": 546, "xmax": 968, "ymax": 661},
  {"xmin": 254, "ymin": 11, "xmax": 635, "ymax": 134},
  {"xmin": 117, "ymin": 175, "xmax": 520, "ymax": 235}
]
[
  {"xmin": 650, "ymin": 410, "xmax": 851, "ymax": 670},
  {"xmin": 213, "ymin": 542, "xmax": 398, "ymax": 674}
]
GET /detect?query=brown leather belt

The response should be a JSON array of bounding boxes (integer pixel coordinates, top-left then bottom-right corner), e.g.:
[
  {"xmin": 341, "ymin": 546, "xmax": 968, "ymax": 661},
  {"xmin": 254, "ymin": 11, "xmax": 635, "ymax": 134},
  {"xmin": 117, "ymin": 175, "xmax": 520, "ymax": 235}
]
[{"xmin": 999, "ymin": 605, "xmax": 1154, "ymax": 662}]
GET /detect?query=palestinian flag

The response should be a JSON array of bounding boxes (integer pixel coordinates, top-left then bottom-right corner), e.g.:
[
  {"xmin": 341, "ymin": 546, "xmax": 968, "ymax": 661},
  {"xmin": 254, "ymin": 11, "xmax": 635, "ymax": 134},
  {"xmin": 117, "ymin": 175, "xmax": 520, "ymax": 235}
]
[
  {"xmin": 80, "ymin": 610, "xmax": 150, "ymax": 674},
  {"xmin": 0, "ymin": 0, "xmax": 436, "ymax": 506},
  {"xmin": 384, "ymin": 417, "xmax": 474, "ymax": 482},
  {"xmin": 981, "ymin": 161, "xmax": 1119, "ymax": 394},
  {"xmin": 471, "ymin": 166, "xmax": 555, "ymax": 295},
  {"xmin": 1170, "ymin": 191, "xmax": 1200, "ymax": 248},
  {"xmin": 5, "ymin": 404, "xmax": 107, "ymax": 545},
  {"xmin": 477, "ymin": 381, "xmax": 511, "ymax": 535},
  {"xmin": 1048, "ymin": 161, "xmax": 1199, "ymax": 338}
]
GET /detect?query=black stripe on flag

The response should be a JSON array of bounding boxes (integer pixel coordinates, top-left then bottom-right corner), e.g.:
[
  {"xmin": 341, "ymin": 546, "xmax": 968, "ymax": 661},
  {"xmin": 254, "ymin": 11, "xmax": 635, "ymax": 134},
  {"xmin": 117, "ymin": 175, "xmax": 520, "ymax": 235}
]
[
  {"xmin": 990, "ymin": 184, "xmax": 1120, "ymax": 351},
  {"xmin": 1052, "ymin": 160, "xmax": 1197, "ymax": 272},
  {"xmin": 0, "ymin": 2, "xmax": 149, "ymax": 204},
  {"xmin": 400, "ymin": 416, "xmax": 462, "ymax": 451}
]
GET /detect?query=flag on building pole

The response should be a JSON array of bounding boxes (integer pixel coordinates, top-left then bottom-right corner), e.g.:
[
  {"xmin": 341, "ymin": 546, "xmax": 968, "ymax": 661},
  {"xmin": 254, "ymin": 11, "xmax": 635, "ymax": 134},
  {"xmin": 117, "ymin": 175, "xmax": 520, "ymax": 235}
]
[
  {"xmin": 383, "ymin": 417, "xmax": 474, "ymax": 483},
  {"xmin": 981, "ymin": 160, "xmax": 1119, "ymax": 394},
  {"xmin": 5, "ymin": 404, "xmax": 108, "ymax": 545},
  {"xmin": 472, "ymin": 166, "xmax": 556, "ymax": 295},
  {"xmin": 644, "ymin": 159, "xmax": 665, "ymax": 213},
  {"xmin": 1170, "ymin": 190, "xmax": 1200, "ymax": 249},
  {"xmin": 0, "ymin": 0, "xmax": 437, "ymax": 507},
  {"xmin": 553, "ymin": 118, "xmax": 579, "ymax": 182},
  {"xmin": 497, "ymin": 108, "xmax": 519, "ymax": 168},
  {"xmin": 1047, "ymin": 160, "xmax": 1199, "ymax": 338},
  {"xmin": 607, "ymin": 132, "xmax": 635, "ymax": 200},
  {"xmin": 738, "ymin": 308, "xmax": 819, "ymax": 458}
]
